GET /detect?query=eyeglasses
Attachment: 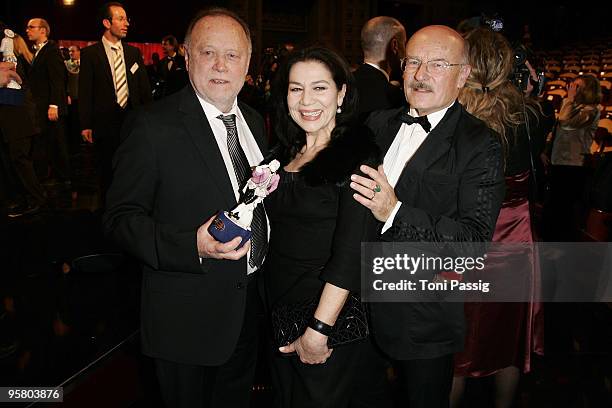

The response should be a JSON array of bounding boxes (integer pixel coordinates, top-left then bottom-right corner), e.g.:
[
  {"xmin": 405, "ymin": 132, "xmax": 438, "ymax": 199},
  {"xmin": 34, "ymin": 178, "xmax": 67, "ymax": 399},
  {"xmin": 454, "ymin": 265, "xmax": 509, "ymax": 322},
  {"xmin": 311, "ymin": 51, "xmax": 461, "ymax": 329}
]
[
  {"xmin": 111, "ymin": 16, "xmax": 131, "ymax": 23},
  {"xmin": 401, "ymin": 58, "xmax": 465, "ymax": 75}
]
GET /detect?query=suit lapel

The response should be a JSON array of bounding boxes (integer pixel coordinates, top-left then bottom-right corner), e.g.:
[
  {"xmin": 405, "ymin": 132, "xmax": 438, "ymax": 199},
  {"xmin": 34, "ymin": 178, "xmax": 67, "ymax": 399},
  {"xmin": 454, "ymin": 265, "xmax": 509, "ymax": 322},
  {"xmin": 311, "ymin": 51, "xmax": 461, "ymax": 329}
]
[
  {"xmin": 124, "ymin": 46, "xmax": 135, "ymax": 98},
  {"xmin": 31, "ymin": 42, "xmax": 50, "ymax": 67},
  {"xmin": 397, "ymin": 101, "xmax": 461, "ymax": 183},
  {"xmin": 94, "ymin": 42, "xmax": 114, "ymax": 87},
  {"xmin": 179, "ymin": 88, "xmax": 236, "ymax": 208},
  {"xmin": 379, "ymin": 108, "xmax": 405, "ymax": 153}
]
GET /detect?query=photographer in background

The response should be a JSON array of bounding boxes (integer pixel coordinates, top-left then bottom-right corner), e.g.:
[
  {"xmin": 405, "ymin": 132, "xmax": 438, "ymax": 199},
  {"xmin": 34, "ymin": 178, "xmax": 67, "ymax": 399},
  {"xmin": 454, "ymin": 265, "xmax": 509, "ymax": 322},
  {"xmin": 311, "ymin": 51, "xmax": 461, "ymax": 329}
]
[{"xmin": 523, "ymin": 57, "xmax": 556, "ymax": 209}]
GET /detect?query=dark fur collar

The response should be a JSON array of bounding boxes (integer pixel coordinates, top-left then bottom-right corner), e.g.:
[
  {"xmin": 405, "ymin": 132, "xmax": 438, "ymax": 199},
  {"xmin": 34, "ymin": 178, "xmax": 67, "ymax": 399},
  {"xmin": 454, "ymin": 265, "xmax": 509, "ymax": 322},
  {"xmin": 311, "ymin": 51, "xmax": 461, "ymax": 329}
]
[{"xmin": 269, "ymin": 125, "xmax": 381, "ymax": 186}]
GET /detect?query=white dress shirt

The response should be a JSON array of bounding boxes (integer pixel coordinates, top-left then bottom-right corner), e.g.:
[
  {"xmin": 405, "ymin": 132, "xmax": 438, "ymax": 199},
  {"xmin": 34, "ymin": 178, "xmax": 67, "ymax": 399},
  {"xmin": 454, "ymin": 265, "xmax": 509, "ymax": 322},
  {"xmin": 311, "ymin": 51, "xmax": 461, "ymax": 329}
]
[
  {"xmin": 196, "ymin": 94, "xmax": 268, "ymax": 274},
  {"xmin": 101, "ymin": 36, "xmax": 129, "ymax": 99},
  {"xmin": 381, "ymin": 102, "xmax": 454, "ymax": 233}
]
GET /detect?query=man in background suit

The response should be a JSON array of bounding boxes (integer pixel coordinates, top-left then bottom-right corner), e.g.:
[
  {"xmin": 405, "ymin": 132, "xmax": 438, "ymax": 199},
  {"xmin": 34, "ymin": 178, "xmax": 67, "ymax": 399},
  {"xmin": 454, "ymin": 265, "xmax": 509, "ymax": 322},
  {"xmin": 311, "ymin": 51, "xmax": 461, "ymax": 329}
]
[
  {"xmin": 103, "ymin": 7, "xmax": 267, "ymax": 408},
  {"xmin": 353, "ymin": 16, "xmax": 406, "ymax": 119},
  {"xmin": 65, "ymin": 45, "xmax": 81, "ymax": 186},
  {"xmin": 351, "ymin": 25, "xmax": 505, "ymax": 408},
  {"xmin": 26, "ymin": 18, "xmax": 70, "ymax": 185},
  {"xmin": 79, "ymin": 2, "xmax": 151, "ymax": 205},
  {"xmin": 159, "ymin": 34, "xmax": 188, "ymax": 97}
]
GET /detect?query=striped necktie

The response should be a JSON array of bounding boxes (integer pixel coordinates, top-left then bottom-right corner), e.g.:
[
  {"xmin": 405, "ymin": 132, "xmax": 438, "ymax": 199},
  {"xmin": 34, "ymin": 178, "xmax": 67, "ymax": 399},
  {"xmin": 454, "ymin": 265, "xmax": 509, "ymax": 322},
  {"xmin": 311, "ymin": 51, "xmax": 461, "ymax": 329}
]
[
  {"xmin": 111, "ymin": 46, "xmax": 128, "ymax": 108},
  {"xmin": 217, "ymin": 114, "xmax": 267, "ymax": 269}
]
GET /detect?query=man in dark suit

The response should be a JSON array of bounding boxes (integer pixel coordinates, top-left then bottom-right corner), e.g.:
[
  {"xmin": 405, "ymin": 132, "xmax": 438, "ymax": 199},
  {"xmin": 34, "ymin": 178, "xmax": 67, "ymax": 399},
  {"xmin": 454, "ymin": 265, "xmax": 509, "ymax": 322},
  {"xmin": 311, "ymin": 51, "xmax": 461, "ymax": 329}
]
[
  {"xmin": 350, "ymin": 25, "xmax": 505, "ymax": 408},
  {"xmin": 354, "ymin": 16, "xmax": 406, "ymax": 119},
  {"xmin": 26, "ymin": 18, "xmax": 70, "ymax": 185},
  {"xmin": 79, "ymin": 2, "xmax": 151, "ymax": 204},
  {"xmin": 103, "ymin": 7, "xmax": 267, "ymax": 408},
  {"xmin": 159, "ymin": 35, "xmax": 188, "ymax": 97}
]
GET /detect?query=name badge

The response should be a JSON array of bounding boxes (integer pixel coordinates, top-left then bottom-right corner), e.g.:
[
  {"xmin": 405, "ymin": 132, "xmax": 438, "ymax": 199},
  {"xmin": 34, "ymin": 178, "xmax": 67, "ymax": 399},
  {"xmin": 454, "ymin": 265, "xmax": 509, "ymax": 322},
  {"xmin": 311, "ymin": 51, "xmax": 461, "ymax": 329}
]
[{"xmin": 130, "ymin": 62, "xmax": 139, "ymax": 74}]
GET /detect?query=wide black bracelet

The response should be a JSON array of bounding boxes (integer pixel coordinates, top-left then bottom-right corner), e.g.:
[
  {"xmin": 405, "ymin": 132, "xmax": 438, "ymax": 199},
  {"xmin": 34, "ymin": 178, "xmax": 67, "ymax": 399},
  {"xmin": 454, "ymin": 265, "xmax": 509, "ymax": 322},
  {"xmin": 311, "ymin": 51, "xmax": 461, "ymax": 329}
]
[{"xmin": 308, "ymin": 317, "xmax": 334, "ymax": 336}]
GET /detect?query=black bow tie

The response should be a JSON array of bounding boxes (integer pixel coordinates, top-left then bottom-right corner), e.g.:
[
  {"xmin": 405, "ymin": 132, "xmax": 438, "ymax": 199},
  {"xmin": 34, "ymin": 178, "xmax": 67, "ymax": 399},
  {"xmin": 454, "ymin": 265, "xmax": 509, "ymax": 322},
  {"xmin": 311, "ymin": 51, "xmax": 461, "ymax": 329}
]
[{"xmin": 398, "ymin": 112, "xmax": 432, "ymax": 133}]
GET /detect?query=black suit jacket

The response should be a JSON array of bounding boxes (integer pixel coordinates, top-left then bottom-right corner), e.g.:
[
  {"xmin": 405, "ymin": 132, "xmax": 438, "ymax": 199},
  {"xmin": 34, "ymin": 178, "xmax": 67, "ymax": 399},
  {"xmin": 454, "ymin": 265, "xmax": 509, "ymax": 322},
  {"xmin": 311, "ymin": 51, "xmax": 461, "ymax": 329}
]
[
  {"xmin": 353, "ymin": 63, "xmax": 405, "ymax": 119},
  {"xmin": 159, "ymin": 54, "xmax": 188, "ymax": 97},
  {"xmin": 79, "ymin": 41, "xmax": 151, "ymax": 131},
  {"xmin": 366, "ymin": 102, "xmax": 505, "ymax": 360},
  {"xmin": 29, "ymin": 40, "xmax": 67, "ymax": 125},
  {"xmin": 102, "ymin": 87, "xmax": 267, "ymax": 365}
]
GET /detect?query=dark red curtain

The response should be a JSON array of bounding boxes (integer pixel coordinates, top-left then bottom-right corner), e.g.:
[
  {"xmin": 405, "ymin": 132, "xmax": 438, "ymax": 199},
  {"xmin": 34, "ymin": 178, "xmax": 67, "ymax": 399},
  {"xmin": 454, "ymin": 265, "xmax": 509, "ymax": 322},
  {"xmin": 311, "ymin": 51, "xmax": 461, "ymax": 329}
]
[{"xmin": 59, "ymin": 40, "xmax": 165, "ymax": 65}]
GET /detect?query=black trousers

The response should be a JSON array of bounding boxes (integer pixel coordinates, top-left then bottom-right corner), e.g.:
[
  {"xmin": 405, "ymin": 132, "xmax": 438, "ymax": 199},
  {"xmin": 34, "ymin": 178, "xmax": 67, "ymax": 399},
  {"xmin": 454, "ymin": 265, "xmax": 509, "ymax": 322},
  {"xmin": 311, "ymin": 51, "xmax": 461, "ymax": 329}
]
[
  {"xmin": 41, "ymin": 117, "xmax": 70, "ymax": 182},
  {"xmin": 154, "ymin": 277, "xmax": 261, "ymax": 408},
  {"xmin": 5, "ymin": 136, "xmax": 46, "ymax": 205},
  {"xmin": 268, "ymin": 339, "xmax": 393, "ymax": 408},
  {"xmin": 93, "ymin": 105, "xmax": 127, "ymax": 205},
  {"xmin": 394, "ymin": 353, "xmax": 454, "ymax": 408}
]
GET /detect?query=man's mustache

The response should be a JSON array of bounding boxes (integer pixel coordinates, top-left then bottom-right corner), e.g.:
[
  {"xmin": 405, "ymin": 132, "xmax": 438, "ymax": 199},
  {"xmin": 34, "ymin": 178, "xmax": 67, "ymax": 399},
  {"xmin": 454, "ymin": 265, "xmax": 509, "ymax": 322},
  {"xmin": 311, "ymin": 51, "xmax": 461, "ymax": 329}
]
[{"xmin": 407, "ymin": 81, "xmax": 433, "ymax": 91}]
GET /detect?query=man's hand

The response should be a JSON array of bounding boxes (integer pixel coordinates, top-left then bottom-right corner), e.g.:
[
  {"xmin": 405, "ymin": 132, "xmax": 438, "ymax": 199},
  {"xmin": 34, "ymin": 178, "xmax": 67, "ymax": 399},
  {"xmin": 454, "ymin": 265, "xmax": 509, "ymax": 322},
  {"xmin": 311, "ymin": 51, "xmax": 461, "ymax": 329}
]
[
  {"xmin": 81, "ymin": 129, "xmax": 93, "ymax": 143},
  {"xmin": 279, "ymin": 327, "xmax": 332, "ymax": 364},
  {"xmin": 350, "ymin": 165, "xmax": 398, "ymax": 222},
  {"xmin": 48, "ymin": 106, "xmax": 59, "ymax": 121},
  {"xmin": 540, "ymin": 152, "xmax": 551, "ymax": 169},
  {"xmin": 197, "ymin": 215, "xmax": 251, "ymax": 260},
  {"xmin": 0, "ymin": 62, "xmax": 21, "ymax": 87},
  {"xmin": 567, "ymin": 81, "xmax": 578, "ymax": 102}
]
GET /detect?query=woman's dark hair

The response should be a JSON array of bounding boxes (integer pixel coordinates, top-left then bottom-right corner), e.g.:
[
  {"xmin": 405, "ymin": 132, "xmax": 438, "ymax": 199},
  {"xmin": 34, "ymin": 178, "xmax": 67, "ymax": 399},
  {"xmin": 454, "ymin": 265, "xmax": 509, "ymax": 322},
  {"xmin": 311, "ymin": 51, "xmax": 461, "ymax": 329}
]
[{"xmin": 271, "ymin": 46, "xmax": 358, "ymax": 159}]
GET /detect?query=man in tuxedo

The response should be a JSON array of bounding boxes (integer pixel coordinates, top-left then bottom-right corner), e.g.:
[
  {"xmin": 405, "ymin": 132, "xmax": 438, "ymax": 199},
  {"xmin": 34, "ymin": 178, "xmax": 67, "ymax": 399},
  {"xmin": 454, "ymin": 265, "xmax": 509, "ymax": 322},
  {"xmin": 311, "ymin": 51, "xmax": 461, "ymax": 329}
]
[
  {"xmin": 350, "ymin": 25, "xmax": 505, "ymax": 408},
  {"xmin": 159, "ymin": 35, "xmax": 188, "ymax": 97},
  {"xmin": 79, "ymin": 2, "xmax": 151, "ymax": 205},
  {"xmin": 26, "ymin": 18, "xmax": 70, "ymax": 185},
  {"xmin": 103, "ymin": 7, "xmax": 267, "ymax": 408},
  {"xmin": 353, "ymin": 16, "xmax": 406, "ymax": 119}
]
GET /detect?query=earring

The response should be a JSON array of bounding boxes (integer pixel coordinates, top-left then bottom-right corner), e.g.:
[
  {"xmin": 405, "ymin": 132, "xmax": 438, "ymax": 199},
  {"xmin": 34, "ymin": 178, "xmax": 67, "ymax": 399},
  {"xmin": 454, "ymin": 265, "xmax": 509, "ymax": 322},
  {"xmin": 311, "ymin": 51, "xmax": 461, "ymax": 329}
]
[{"xmin": 337, "ymin": 106, "xmax": 342, "ymax": 114}]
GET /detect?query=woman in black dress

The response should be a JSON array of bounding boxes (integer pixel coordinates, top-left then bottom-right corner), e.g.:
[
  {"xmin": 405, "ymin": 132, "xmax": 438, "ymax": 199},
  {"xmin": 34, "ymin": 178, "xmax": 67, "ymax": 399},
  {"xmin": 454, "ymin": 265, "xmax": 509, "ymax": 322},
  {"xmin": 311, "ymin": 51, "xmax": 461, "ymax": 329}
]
[{"xmin": 264, "ymin": 46, "xmax": 392, "ymax": 408}]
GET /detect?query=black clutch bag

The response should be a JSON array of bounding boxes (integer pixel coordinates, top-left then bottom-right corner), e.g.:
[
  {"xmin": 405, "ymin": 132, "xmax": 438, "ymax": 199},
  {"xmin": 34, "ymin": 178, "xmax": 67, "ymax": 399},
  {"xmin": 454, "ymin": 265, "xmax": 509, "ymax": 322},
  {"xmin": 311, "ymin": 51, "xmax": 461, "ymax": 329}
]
[{"xmin": 271, "ymin": 293, "xmax": 369, "ymax": 349}]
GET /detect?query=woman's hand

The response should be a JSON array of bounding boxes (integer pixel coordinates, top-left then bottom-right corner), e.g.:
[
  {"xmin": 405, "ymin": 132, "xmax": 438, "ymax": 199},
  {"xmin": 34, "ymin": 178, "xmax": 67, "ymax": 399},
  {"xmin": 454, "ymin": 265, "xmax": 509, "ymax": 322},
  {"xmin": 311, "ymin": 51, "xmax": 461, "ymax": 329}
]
[
  {"xmin": 279, "ymin": 327, "xmax": 332, "ymax": 364},
  {"xmin": 350, "ymin": 165, "xmax": 398, "ymax": 222}
]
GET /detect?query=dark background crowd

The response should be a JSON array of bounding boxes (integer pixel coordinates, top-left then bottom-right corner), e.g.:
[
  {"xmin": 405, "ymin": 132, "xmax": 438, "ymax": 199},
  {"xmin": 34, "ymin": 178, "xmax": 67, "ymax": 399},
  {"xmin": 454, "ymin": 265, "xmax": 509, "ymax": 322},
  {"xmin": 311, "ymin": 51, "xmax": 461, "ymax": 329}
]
[{"xmin": 0, "ymin": 0, "xmax": 610, "ymax": 407}]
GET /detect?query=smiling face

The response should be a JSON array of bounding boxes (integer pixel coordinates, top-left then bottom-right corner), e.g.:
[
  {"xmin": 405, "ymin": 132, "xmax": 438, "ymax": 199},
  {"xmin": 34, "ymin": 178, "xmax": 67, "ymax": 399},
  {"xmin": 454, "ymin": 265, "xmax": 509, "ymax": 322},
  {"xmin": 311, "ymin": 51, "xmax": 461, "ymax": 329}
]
[
  {"xmin": 403, "ymin": 26, "xmax": 471, "ymax": 116},
  {"xmin": 185, "ymin": 15, "xmax": 250, "ymax": 113},
  {"xmin": 286, "ymin": 60, "xmax": 346, "ymax": 139}
]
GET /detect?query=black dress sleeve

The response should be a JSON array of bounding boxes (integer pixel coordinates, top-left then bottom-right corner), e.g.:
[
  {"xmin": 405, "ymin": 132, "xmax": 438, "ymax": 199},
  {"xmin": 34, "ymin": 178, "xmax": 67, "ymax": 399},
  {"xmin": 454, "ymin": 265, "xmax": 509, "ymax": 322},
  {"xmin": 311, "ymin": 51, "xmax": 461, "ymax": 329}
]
[{"xmin": 319, "ymin": 183, "xmax": 372, "ymax": 293}]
